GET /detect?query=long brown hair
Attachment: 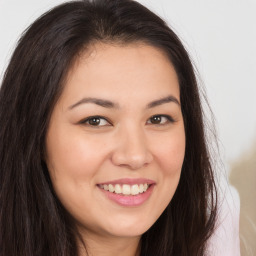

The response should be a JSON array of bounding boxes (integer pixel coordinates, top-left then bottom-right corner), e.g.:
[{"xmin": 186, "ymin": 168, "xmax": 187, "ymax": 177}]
[{"xmin": 0, "ymin": 0, "xmax": 217, "ymax": 255}]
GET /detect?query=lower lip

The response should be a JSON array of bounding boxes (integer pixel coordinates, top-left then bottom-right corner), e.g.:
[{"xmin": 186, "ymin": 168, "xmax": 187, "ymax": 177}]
[{"xmin": 98, "ymin": 185, "xmax": 154, "ymax": 207}]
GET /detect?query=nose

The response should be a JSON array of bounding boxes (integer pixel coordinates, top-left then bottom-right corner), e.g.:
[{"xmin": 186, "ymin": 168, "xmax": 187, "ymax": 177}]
[{"xmin": 111, "ymin": 126, "xmax": 153, "ymax": 170}]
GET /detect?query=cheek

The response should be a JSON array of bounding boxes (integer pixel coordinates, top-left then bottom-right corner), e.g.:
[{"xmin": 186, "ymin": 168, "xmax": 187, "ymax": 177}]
[
  {"xmin": 45, "ymin": 129, "xmax": 106, "ymax": 218},
  {"xmin": 152, "ymin": 127, "xmax": 185, "ymax": 201},
  {"xmin": 152, "ymin": 129, "xmax": 186, "ymax": 175},
  {"xmin": 46, "ymin": 128, "xmax": 106, "ymax": 181},
  {"xmin": 142, "ymin": 128, "xmax": 185, "ymax": 223}
]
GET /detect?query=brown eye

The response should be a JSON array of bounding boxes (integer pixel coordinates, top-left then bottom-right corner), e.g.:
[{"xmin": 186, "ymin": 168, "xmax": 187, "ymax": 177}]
[
  {"xmin": 150, "ymin": 115, "xmax": 162, "ymax": 124},
  {"xmin": 81, "ymin": 116, "xmax": 110, "ymax": 127},
  {"xmin": 89, "ymin": 117, "xmax": 101, "ymax": 125},
  {"xmin": 147, "ymin": 115, "xmax": 174, "ymax": 125}
]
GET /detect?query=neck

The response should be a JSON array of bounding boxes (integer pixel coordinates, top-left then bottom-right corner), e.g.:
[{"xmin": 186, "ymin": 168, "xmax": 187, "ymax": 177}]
[{"xmin": 77, "ymin": 231, "xmax": 141, "ymax": 256}]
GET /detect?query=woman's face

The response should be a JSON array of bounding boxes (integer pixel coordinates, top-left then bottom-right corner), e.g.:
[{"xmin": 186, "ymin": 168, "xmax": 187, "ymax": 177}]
[{"xmin": 45, "ymin": 43, "xmax": 185, "ymax": 240}]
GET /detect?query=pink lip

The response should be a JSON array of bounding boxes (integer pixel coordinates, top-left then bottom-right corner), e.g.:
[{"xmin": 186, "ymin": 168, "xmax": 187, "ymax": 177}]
[{"xmin": 97, "ymin": 178, "xmax": 156, "ymax": 207}]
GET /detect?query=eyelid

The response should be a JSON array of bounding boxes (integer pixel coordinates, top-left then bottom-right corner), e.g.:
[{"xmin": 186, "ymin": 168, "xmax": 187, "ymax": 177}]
[
  {"xmin": 146, "ymin": 114, "xmax": 175, "ymax": 125},
  {"xmin": 79, "ymin": 115, "xmax": 112, "ymax": 126},
  {"xmin": 79, "ymin": 114, "xmax": 175, "ymax": 127}
]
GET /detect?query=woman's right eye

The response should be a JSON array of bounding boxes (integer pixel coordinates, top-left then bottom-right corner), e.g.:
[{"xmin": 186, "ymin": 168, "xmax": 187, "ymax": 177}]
[{"xmin": 80, "ymin": 116, "xmax": 111, "ymax": 127}]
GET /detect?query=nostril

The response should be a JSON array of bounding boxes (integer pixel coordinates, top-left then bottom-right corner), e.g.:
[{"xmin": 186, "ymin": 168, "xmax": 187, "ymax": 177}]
[{"xmin": 111, "ymin": 152, "xmax": 153, "ymax": 170}]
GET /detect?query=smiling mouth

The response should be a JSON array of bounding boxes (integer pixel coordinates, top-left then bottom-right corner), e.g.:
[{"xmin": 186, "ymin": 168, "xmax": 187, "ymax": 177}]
[{"xmin": 98, "ymin": 183, "xmax": 151, "ymax": 196}]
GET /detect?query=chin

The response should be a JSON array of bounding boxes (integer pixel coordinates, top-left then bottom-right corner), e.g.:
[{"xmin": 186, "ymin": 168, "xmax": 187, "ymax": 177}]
[
  {"xmin": 107, "ymin": 228, "xmax": 147, "ymax": 238},
  {"xmin": 102, "ymin": 217, "xmax": 154, "ymax": 238}
]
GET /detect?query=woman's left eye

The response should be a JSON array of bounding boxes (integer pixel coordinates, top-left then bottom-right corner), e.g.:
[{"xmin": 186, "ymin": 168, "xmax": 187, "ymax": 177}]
[
  {"xmin": 147, "ymin": 115, "xmax": 174, "ymax": 125},
  {"xmin": 80, "ymin": 116, "xmax": 111, "ymax": 127}
]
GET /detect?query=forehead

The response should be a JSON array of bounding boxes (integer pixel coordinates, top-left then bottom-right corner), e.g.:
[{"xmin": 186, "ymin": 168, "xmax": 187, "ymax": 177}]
[{"xmin": 60, "ymin": 42, "xmax": 180, "ymax": 108}]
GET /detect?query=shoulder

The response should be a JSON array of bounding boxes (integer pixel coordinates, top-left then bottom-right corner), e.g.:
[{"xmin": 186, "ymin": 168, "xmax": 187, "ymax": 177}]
[{"xmin": 207, "ymin": 184, "xmax": 240, "ymax": 256}]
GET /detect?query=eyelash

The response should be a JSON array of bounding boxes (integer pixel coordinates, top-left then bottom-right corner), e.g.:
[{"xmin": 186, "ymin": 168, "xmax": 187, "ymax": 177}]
[{"xmin": 79, "ymin": 115, "xmax": 175, "ymax": 127}]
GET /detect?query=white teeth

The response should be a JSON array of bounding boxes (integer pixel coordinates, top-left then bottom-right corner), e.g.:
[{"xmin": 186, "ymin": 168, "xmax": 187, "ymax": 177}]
[
  {"xmin": 114, "ymin": 184, "xmax": 122, "ymax": 194},
  {"xmin": 122, "ymin": 184, "xmax": 131, "ymax": 195},
  {"xmin": 109, "ymin": 184, "xmax": 115, "ymax": 192},
  {"xmin": 100, "ymin": 183, "xmax": 150, "ymax": 195},
  {"xmin": 139, "ymin": 184, "xmax": 144, "ymax": 193},
  {"xmin": 131, "ymin": 184, "xmax": 139, "ymax": 195}
]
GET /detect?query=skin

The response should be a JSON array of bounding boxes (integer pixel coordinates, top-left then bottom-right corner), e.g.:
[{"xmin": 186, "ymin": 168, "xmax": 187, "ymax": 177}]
[{"xmin": 45, "ymin": 42, "xmax": 186, "ymax": 256}]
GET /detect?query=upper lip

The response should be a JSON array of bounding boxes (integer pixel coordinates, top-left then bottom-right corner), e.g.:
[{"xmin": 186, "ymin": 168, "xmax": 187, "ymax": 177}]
[{"xmin": 97, "ymin": 178, "xmax": 156, "ymax": 185}]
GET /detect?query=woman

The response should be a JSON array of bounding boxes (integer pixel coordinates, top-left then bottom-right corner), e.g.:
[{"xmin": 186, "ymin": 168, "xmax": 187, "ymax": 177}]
[{"xmin": 0, "ymin": 0, "xmax": 217, "ymax": 255}]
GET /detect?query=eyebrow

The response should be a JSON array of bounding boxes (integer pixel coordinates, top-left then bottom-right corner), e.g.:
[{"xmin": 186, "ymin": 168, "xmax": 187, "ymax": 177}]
[
  {"xmin": 146, "ymin": 95, "xmax": 180, "ymax": 108},
  {"xmin": 69, "ymin": 97, "xmax": 118, "ymax": 110},
  {"xmin": 68, "ymin": 95, "xmax": 180, "ymax": 110}
]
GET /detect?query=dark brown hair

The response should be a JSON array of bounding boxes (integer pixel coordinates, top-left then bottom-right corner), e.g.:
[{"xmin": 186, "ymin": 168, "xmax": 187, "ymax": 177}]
[{"xmin": 0, "ymin": 0, "xmax": 217, "ymax": 255}]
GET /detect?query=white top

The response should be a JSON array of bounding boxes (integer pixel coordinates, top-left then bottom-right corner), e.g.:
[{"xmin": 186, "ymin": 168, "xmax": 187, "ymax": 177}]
[{"xmin": 207, "ymin": 184, "xmax": 240, "ymax": 256}]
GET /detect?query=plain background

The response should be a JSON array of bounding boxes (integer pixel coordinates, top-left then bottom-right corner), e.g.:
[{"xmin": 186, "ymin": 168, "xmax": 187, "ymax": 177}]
[{"xmin": 0, "ymin": 0, "xmax": 255, "ymax": 254}]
